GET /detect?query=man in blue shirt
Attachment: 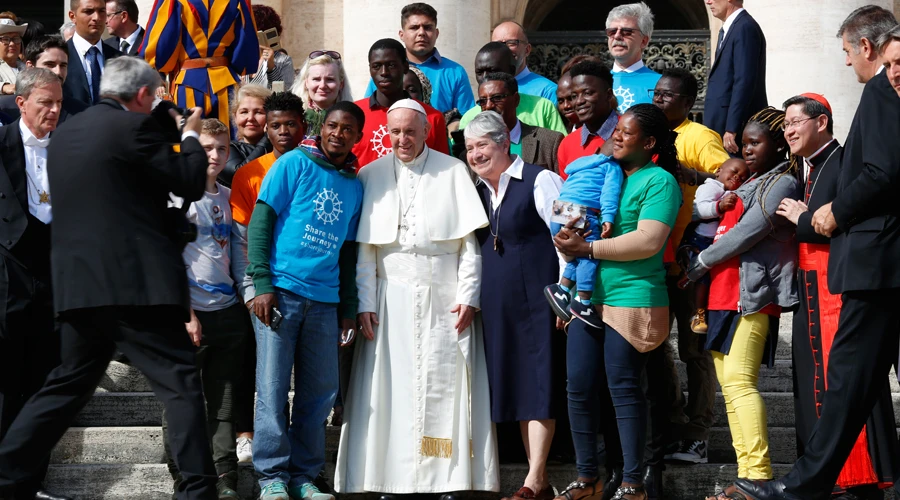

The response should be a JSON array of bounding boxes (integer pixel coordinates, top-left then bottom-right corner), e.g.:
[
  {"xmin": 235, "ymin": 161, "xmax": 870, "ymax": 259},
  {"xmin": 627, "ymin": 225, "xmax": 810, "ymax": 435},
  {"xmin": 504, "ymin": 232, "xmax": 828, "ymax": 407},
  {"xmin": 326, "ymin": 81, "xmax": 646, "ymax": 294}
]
[
  {"xmin": 247, "ymin": 100, "xmax": 365, "ymax": 500},
  {"xmin": 606, "ymin": 2, "xmax": 661, "ymax": 114},
  {"xmin": 491, "ymin": 20, "xmax": 558, "ymax": 102},
  {"xmin": 365, "ymin": 2, "xmax": 474, "ymax": 115}
]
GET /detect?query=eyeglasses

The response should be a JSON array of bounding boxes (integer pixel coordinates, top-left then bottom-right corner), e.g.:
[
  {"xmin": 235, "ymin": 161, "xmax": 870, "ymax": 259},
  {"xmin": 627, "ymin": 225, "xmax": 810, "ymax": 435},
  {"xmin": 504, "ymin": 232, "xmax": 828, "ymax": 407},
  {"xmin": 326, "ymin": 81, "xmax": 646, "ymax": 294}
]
[
  {"xmin": 309, "ymin": 50, "xmax": 341, "ymax": 61},
  {"xmin": 648, "ymin": 89, "xmax": 685, "ymax": 102},
  {"xmin": 781, "ymin": 116, "xmax": 817, "ymax": 131},
  {"xmin": 499, "ymin": 39, "xmax": 523, "ymax": 48},
  {"xmin": 109, "ymin": 10, "xmax": 125, "ymax": 17},
  {"xmin": 475, "ymin": 94, "xmax": 511, "ymax": 107},
  {"xmin": 605, "ymin": 27, "xmax": 641, "ymax": 38},
  {"xmin": 0, "ymin": 36, "xmax": 22, "ymax": 46}
]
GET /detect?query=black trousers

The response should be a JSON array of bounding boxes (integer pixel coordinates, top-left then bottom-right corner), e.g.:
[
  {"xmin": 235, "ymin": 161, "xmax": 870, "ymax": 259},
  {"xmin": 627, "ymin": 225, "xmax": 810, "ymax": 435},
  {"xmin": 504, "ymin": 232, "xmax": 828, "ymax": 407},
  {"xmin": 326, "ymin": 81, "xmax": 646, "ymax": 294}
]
[
  {"xmin": 0, "ymin": 274, "xmax": 58, "ymax": 497},
  {"xmin": 0, "ymin": 305, "xmax": 217, "ymax": 500},
  {"xmin": 782, "ymin": 288, "xmax": 900, "ymax": 499}
]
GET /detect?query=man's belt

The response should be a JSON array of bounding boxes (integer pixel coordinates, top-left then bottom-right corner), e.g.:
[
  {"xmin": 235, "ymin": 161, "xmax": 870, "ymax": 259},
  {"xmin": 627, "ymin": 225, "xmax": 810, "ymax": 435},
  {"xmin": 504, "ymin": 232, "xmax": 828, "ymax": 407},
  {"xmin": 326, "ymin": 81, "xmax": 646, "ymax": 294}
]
[{"xmin": 180, "ymin": 56, "xmax": 230, "ymax": 70}]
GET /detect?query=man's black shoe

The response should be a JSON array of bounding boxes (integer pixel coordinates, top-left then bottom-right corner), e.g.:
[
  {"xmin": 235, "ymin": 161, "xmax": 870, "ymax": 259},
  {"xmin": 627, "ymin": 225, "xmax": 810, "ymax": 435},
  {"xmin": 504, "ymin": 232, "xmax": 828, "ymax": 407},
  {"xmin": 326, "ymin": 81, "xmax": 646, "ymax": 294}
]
[
  {"xmin": 34, "ymin": 491, "xmax": 73, "ymax": 500},
  {"xmin": 439, "ymin": 494, "xmax": 462, "ymax": 500},
  {"xmin": 601, "ymin": 467, "xmax": 623, "ymax": 500},
  {"xmin": 642, "ymin": 465, "xmax": 663, "ymax": 500},
  {"xmin": 733, "ymin": 479, "xmax": 800, "ymax": 500}
]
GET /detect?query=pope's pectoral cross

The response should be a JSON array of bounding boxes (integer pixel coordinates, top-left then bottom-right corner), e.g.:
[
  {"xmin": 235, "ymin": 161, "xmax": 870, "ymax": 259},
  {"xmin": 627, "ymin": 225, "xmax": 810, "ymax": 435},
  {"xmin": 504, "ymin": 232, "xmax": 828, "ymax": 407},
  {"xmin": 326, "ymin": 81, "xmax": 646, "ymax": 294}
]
[
  {"xmin": 399, "ymin": 218, "xmax": 409, "ymax": 231},
  {"xmin": 39, "ymin": 191, "xmax": 50, "ymax": 204}
]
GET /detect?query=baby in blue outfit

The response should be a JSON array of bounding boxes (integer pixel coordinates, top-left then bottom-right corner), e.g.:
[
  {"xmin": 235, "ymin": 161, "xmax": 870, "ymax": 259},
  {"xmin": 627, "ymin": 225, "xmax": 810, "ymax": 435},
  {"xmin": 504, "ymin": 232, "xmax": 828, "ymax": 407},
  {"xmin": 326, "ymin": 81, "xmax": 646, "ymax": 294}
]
[{"xmin": 544, "ymin": 154, "xmax": 623, "ymax": 328}]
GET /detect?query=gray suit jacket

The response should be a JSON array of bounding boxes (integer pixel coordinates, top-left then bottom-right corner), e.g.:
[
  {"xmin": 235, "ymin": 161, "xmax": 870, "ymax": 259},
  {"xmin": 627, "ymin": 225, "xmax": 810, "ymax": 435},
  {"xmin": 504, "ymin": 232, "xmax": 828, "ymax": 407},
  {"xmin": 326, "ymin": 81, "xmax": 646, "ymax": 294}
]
[{"xmin": 520, "ymin": 123, "xmax": 563, "ymax": 175}]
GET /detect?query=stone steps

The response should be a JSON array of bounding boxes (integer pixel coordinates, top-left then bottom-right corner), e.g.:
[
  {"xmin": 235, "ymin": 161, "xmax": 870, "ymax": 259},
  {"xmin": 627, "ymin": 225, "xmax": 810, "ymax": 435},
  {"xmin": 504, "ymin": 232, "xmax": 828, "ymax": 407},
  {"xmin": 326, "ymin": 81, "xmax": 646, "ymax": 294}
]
[{"xmin": 43, "ymin": 463, "xmax": 799, "ymax": 500}]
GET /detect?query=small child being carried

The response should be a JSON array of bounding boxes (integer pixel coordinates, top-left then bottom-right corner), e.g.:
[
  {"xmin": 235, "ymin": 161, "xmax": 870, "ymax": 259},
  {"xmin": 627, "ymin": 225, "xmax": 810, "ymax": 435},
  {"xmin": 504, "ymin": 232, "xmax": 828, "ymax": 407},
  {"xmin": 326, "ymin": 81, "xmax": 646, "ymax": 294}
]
[
  {"xmin": 677, "ymin": 157, "xmax": 749, "ymax": 333},
  {"xmin": 544, "ymin": 154, "xmax": 623, "ymax": 328}
]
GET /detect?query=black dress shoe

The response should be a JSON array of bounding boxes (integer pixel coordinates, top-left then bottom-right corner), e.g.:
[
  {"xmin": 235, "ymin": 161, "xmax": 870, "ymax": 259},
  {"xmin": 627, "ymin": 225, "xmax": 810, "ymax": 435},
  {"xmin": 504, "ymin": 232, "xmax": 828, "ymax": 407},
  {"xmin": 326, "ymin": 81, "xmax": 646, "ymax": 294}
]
[
  {"xmin": 733, "ymin": 479, "xmax": 799, "ymax": 500},
  {"xmin": 378, "ymin": 496, "xmax": 398, "ymax": 500},
  {"xmin": 642, "ymin": 465, "xmax": 662, "ymax": 500},
  {"xmin": 439, "ymin": 494, "xmax": 461, "ymax": 500},
  {"xmin": 601, "ymin": 467, "xmax": 623, "ymax": 500},
  {"xmin": 34, "ymin": 491, "xmax": 73, "ymax": 500}
]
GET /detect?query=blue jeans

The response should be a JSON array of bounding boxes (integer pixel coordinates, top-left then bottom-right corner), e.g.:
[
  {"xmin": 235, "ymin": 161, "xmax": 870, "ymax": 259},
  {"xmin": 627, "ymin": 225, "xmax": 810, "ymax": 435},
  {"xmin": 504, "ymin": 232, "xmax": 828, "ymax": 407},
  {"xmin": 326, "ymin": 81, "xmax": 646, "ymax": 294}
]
[
  {"xmin": 567, "ymin": 316, "xmax": 649, "ymax": 484},
  {"xmin": 552, "ymin": 211, "xmax": 600, "ymax": 293},
  {"xmin": 253, "ymin": 288, "xmax": 338, "ymax": 489}
]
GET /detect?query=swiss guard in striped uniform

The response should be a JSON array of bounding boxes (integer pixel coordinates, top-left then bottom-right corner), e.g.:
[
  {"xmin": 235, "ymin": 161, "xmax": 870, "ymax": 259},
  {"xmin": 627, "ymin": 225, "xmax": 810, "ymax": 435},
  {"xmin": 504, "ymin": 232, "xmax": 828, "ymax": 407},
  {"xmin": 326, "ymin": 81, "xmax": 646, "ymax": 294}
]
[{"xmin": 141, "ymin": 0, "xmax": 259, "ymax": 130}]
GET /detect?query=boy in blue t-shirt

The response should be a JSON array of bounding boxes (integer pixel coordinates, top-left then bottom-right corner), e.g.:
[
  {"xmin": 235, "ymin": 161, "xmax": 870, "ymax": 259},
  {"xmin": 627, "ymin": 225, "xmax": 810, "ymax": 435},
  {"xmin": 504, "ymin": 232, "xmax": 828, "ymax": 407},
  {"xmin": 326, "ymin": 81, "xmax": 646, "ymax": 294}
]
[
  {"xmin": 544, "ymin": 154, "xmax": 623, "ymax": 328},
  {"xmin": 246, "ymin": 100, "xmax": 365, "ymax": 500}
]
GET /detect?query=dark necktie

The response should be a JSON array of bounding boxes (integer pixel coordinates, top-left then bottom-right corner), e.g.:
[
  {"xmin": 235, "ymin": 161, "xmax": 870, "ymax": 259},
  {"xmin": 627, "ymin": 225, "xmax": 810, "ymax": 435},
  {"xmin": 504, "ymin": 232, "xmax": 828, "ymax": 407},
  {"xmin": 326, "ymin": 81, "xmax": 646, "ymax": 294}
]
[
  {"xmin": 715, "ymin": 27, "xmax": 725, "ymax": 60},
  {"xmin": 86, "ymin": 46, "xmax": 102, "ymax": 105},
  {"xmin": 120, "ymin": 40, "xmax": 130, "ymax": 53}
]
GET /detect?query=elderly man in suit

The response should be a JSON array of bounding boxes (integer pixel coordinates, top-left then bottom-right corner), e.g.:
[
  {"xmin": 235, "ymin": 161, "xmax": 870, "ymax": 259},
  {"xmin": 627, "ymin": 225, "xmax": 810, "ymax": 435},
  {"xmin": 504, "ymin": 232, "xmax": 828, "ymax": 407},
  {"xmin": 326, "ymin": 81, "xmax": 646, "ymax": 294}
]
[
  {"xmin": 64, "ymin": 0, "xmax": 122, "ymax": 108},
  {"xmin": 703, "ymin": 0, "xmax": 767, "ymax": 155},
  {"xmin": 0, "ymin": 68, "xmax": 70, "ymax": 500},
  {"xmin": 104, "ymin": 0, "xmax": 144, "ymax": 56},
  {"xmin": 0, "ymin": 57, "xmax": 218, "ymax": 500},
  {"xmin": 734, "ymin": 6, "xmax": 900, "ymax": 500},
  {"xmin": 468, "ymin": 72, "xmax": 563, "ymax": 174}
]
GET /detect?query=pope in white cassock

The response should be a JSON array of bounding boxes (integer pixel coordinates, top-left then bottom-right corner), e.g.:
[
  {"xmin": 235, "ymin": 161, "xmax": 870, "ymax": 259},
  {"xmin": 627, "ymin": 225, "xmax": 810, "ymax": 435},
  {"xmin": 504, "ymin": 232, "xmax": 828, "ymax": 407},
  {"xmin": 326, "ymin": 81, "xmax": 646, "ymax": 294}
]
[{"xmin": 335, "ymin": 99, "xmax": 500, "ymax": 497}]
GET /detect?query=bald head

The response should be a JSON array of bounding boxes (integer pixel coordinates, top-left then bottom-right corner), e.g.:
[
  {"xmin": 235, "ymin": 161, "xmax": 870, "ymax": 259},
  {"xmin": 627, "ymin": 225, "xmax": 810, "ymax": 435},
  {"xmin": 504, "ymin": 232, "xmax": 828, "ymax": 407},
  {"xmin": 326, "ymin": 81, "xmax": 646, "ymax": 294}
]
[
  {"xmin": 491, "ymin": 21, "xmax": 531, "ymax": 73},
  {"xmin": 387, "ymin": 107, "xmax": 430, "ymax": 162},
  {"xmin": 475, "ymin": 42, "xmax": 517, "ymax": 84}
]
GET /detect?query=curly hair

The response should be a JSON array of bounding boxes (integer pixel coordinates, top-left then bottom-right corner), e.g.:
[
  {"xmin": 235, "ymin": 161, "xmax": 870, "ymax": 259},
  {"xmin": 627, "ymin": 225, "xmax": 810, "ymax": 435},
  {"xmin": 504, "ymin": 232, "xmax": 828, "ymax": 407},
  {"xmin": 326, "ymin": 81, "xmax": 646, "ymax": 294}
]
[
  {"xmin": 624, "ymin": 103, "xmax": 678, "ymax": 176},
  {"xmin": 264, "ymin": 91, "xmax": 305, "ymax": 117},
  {"xmin": 568, "ymin": 60, "xmax": 614, "ymax": 90},
  {"xmin": 560, "ymin": 55, "xmax": 607, "ymax": 78},
  {"xmin": 252, "ymin": 5, "xmax": 283, "ymax": 35}
]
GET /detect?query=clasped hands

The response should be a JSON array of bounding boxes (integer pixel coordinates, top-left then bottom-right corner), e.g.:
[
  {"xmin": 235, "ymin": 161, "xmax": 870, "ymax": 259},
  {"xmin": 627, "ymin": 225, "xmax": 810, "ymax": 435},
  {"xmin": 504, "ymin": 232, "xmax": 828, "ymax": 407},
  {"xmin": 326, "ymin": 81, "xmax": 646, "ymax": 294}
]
[{"xmin": 777, "ymin": 198, "xmax": 837, "ymax": 236}]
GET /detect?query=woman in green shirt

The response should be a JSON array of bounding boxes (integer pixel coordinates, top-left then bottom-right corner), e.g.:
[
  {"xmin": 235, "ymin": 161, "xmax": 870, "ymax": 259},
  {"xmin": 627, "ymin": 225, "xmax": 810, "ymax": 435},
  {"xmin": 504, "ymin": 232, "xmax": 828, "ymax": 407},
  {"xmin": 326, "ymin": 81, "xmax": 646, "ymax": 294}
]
[{"xmin": 553, "ymin": 104, "xmax": 681, "ymax": 500}]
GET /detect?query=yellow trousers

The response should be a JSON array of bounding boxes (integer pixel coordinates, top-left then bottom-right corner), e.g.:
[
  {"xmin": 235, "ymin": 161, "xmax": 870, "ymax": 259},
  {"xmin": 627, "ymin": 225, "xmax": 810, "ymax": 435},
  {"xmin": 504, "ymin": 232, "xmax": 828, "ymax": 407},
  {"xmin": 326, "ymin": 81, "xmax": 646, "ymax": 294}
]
[{"xmin": 711, "ymin": 313, "xmax": 773, "ymax": 480}]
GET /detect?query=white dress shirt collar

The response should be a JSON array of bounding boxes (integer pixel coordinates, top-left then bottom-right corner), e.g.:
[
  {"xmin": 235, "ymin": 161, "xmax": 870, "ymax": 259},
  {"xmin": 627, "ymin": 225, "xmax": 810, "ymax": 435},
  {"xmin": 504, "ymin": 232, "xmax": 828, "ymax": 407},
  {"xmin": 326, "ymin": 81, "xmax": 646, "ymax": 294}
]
[
  {"xmin": 612, "ymin": 59, "xmax": 645, "ymax": 73},
  {"xmin": 509, "ymin": 120, "xmax": 522, "ymax": 144},
  {"xmin": 72, "ymin": 32, "xmax": 104, "ymax": 58},
  {"xmin": 121, "ymin": 26, "xmax": 142, "ymax": 52},
  {"xmin": 18, "ymin": 119, "xmax": 52, "ymax": 223},
  {"xmin": 722, "ymin": 8, "xmax": 746, "ymax": 38}
]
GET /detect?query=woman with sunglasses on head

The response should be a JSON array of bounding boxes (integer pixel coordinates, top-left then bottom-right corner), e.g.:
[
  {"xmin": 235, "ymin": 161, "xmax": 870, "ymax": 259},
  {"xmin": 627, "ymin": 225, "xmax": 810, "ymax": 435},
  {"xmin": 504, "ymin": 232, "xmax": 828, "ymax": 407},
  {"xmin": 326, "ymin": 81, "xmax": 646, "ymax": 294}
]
[
  {"xmin": 291, "ymin": 50, "xmax": 352, "ymax": 138},
  {"xmin": 553, "ymin": 104, "xmax": 681, "ymax": 500},
  {"xmin": 0, "ymin": 15, "xmax": 25, "ymax": 95},
  {"xmin": 244, "ymin": 5, "xmax": 295, "ymax": 91},
  {"xmin": 682, "ymin": 108, "xmax": 802, "ymax": 500}
]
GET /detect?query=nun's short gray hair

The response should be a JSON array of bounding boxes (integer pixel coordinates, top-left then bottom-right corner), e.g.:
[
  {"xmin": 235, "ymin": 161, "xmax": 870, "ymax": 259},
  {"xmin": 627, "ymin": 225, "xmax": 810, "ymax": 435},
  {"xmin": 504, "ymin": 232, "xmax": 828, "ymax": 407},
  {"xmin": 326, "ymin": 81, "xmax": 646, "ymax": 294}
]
[{"xmin": 463, "ymin": 110, "xmax": 509, "ymax": 146}]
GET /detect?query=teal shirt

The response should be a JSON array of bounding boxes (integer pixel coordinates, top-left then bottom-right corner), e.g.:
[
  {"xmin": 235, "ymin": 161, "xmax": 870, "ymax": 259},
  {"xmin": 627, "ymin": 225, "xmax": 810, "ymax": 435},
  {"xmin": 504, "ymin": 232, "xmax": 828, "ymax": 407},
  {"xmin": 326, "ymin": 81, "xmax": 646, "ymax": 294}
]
[
  {"xmin": 458, "ymin": 93, "xmax": 567, "ymax": 135},
  {"xmin": 612, "ymin": 65, "xmax": 661, "ymax": 114},
  {"xmin": 592, "ymin": 164, "xmax": 680, "ymax": 308}
]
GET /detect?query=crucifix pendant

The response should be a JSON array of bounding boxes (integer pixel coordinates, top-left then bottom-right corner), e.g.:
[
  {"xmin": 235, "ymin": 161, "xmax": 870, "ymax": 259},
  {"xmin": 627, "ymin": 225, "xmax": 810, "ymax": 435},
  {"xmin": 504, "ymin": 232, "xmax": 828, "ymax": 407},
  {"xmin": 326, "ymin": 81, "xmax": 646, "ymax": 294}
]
[
  {"xmin": 399, "ymin": 218, "xmax": 409, "ymax": 231},
  {"xmin": 493, "ymin": 236, "xmax": 500, "ymax": 252}
]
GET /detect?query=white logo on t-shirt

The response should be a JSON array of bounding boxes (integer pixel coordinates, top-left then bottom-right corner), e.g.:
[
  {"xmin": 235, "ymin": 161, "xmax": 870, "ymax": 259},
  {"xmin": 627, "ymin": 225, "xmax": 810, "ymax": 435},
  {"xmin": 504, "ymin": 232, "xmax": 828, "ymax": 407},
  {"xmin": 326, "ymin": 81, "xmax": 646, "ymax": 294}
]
[
  {"xmin": 314, "ymin": 187, "xmax": 343, "ymax": 225},
  {"xmin": 614, "ymin": 85, "xmax": 635, "ymax": 114},
  {"xmin": 370, "ymin": 124, "xmax": 391, "ymax": 158}
]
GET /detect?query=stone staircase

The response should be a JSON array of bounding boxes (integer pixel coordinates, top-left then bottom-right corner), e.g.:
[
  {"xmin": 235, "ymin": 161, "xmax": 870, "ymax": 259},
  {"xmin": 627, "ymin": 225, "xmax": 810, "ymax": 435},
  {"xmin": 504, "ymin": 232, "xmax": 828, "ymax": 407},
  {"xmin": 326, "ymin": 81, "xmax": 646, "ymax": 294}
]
[{"xmin": 42, "ymin": 312, "xmax": 900, "ymax": 499}]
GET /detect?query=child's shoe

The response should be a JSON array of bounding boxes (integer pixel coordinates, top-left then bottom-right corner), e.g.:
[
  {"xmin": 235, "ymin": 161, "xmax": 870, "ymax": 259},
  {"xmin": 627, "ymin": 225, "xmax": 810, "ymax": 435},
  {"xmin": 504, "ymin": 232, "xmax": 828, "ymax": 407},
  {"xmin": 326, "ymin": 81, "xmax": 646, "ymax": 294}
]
[
  {"xmin": 570, "ymin": 300, "xmax": 604, "ymax": 329},
  {"xmin": 691, "ymin": 309, "xmax": 708, "ymax": 334},
  {"xmin": 544, "ymin": 284, "xmax": 572, "ymax": 322}
]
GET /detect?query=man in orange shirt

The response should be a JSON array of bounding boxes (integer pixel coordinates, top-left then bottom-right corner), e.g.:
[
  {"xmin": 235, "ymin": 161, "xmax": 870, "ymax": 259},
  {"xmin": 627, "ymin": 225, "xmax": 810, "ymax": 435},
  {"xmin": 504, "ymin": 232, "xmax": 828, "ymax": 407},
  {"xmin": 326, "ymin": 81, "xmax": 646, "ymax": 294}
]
[{"xmin": 229, "ymin": 91, "xmax": 306, "ymax": 465}]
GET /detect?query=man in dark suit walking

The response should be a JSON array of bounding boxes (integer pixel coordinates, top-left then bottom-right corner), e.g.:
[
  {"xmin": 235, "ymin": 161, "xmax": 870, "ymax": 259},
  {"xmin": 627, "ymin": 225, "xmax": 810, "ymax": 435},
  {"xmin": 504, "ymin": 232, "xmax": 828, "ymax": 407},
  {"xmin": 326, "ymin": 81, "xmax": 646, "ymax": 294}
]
[
  {"xmin": 703, "ymin": 0, "xmax": 767, "ymax": 155},
  {"xmin": 0, "ymin": 68, "xmax": 70, "ymax": 500},
  {"xmin": 103, "ymin": 0, "xmax": 144, "ymax": 56},
  {"xmin": 0, "ymin": 57, "xmax": 217, "ymax": 500},
  {"xmin": 64, "ymin": 0, "xmax": 122, "ymax": 109},
  {"xmin": 735, "ymin": 6, "xmax": 900, "ymax": 500}
]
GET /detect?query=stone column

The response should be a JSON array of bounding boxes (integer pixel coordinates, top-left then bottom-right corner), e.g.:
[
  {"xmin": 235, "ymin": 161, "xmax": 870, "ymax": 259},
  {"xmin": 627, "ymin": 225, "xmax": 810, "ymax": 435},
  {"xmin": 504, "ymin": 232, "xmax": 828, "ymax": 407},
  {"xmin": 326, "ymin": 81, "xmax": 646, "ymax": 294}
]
[
  {"xmin": 342, "ymin": 0, "xmax": 491, "ymax": 100},
  {"xmin": 709, "ymin": 0, "xmax": 893, "ymax": 142}
]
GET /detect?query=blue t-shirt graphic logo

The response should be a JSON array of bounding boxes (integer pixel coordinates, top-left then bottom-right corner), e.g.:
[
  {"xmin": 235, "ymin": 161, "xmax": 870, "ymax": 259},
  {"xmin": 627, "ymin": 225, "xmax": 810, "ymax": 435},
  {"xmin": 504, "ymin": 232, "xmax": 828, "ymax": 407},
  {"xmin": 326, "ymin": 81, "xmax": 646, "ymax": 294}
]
[{"xmin": 314, "ymin": 187, "xmax": 343, "ymax": 225}]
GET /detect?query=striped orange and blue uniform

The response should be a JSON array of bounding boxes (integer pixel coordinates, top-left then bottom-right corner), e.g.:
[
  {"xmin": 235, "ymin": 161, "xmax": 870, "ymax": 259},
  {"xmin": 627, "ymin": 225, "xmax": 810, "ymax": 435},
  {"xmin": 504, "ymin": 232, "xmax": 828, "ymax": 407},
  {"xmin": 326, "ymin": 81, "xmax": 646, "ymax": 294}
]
[{"xmin": 141, "ymin": 0, "xmax": 259, "ymax": 130}]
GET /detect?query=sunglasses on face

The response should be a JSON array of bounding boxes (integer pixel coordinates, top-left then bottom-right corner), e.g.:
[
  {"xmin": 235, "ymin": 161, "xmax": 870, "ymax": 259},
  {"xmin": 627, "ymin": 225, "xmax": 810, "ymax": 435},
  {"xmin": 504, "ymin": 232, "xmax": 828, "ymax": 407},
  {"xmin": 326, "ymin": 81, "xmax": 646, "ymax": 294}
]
[
  {"xmin": 309, "ymin": 50, "xmax": 341, "ymax": 60},
  {"xmin": 0, "ymin": 36, "xmax": 22, "ymax": 46},
  {"xmin": 605, "ymin": 27, "xmax": 640, "ymax": 38},
  {"xmin": 475, "ymin": 94, "xmax": 511, "ymax": 107}
]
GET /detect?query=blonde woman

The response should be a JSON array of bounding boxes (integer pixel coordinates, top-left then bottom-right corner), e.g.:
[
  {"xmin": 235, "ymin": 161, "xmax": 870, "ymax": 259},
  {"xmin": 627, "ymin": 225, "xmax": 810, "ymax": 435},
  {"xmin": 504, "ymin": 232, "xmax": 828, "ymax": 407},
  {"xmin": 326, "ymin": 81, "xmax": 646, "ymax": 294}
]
[
  {"xmin": 221, "ymin": 84, "xmax": 273, "ymax": 187},
  {"xmin": 291, "ymin": 50, "xmax": 352, "ymax": 137}
]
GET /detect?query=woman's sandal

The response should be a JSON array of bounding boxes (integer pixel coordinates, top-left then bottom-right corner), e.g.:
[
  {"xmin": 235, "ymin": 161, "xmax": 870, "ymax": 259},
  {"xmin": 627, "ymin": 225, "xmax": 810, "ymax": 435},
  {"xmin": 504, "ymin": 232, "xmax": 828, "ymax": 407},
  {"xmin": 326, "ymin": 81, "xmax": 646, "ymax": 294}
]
[
  {"xmin": 611, "ymin": 485, "xmax": 646, "ymax": 500},
  {"xmin": 704, "ymin": 482, "xmax": 736, "ymax": 500},
  {"xmin": 554, "ymin": 478, "xmax": 603, "ymax": 500}
]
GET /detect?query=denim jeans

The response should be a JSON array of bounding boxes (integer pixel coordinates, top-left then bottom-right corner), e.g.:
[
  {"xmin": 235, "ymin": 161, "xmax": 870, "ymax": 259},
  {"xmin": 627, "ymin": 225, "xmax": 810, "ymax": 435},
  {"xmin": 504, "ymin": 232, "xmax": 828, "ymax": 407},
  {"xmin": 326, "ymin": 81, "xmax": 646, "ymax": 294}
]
[
  {"xmin": 253, "ymin": 288, "xmax": 339, "ymax": 489},
  {"xmin": 567, "ymin": 316, "xmax": 650, "ymax": 484},
  {"xmin": 553, "ymin": 211, "xmax": 600, "ymax": 293}
]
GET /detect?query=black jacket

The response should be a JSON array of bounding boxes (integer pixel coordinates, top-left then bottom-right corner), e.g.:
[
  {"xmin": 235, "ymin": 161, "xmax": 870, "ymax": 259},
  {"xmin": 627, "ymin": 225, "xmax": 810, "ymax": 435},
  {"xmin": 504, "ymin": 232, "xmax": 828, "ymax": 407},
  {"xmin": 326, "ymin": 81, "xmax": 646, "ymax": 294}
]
[
  {"xmin": 796, "ymin": 140, "xmax": 842, "ymax": 245},
  {"xmin": 219, "ymin": 136, "xmax": 271, "ymax": 187},
  {"xmin": 46, "ymin": 99, "xmax": 207, "ymax": 316},
  {"xmin": 704, "ymin": 10, "xmax": 768, "ymax": 137},
  {"xmin": 828, "ymin": 71, "xmax": 900, "ymax": 293},
  {"xmin": 103, "ymin": 27, "xmax": 145, "ymax": 56},
  {"xmin": 63, "ymin": 38, "xmax": 122, "ymax": 110}
]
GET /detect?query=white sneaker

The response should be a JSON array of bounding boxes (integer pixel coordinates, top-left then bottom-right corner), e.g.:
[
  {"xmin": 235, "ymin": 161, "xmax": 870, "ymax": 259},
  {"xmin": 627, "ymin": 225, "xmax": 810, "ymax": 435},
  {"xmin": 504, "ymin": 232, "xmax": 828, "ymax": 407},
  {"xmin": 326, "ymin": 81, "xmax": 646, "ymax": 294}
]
[{"xmin": 236, "ymin": 436, "xmax": 252, "ymax": 463}]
